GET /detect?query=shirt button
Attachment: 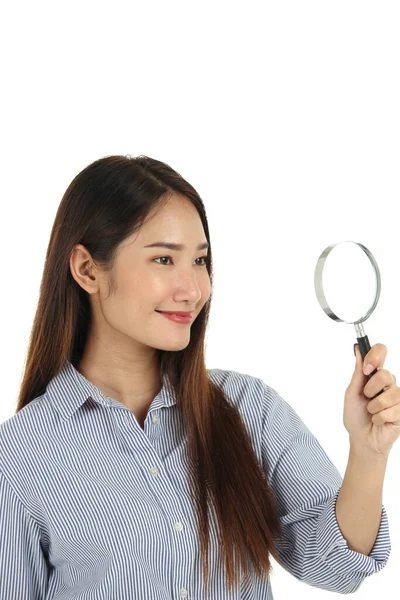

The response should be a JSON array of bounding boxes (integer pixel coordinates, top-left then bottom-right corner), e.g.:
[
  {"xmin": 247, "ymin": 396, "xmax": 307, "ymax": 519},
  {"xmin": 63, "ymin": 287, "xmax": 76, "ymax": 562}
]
[
  {"xmin": 174, "ymin": 521, "xmax": 184, "ymax": 532},
  {"xmin": 149, "ymin": 467, "xmax": 159, "ymax": 477},
  {"xmin": 152, "ymin": 414, "xmax": 160, "ymax": 424},
  {"xmin": 179, "ymin": 588, "xmax": 188, "ymax": 598}
]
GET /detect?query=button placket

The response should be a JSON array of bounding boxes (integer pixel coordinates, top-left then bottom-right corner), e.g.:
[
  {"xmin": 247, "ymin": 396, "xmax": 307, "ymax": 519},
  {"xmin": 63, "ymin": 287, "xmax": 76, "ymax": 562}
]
[{"xmin": 119, "ymin": 407, "xmax": 191, "ymax": 596}]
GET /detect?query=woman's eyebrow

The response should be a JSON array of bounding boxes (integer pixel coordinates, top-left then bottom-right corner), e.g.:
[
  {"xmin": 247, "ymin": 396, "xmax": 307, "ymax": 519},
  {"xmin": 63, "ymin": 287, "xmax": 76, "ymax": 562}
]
[{"xmin": 143, "ymin": 242, "xmax": 209, "ymax": 251}]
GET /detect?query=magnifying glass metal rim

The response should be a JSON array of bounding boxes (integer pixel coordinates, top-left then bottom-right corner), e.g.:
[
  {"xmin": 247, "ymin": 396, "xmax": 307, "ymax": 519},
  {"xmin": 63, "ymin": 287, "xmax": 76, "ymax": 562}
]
[{"xmin": 314, "ymin": 240, "xmax": 381, "ymax": 326}]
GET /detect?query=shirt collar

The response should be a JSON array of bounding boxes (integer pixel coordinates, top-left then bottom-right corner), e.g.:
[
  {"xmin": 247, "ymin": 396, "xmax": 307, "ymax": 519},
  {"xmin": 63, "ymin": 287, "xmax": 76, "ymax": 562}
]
[{"xmin": 46, "ymin": 359, "xmax": 177, "ymax": 420}]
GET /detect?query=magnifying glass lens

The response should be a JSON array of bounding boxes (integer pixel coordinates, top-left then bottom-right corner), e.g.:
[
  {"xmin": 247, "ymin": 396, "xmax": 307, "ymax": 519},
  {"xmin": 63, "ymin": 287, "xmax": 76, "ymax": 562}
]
[{"xmin": 322, "ymin": 242, "xmax": 377, "ymax": 323}]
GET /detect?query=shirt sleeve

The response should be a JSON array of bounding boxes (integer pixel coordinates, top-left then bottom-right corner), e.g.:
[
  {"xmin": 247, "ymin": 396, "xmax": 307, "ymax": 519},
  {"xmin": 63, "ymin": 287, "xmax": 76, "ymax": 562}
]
[
  {"xmin": 0, "ymin": 468, "xmax": 49, "ymax": 600},
  {"xmin": 260, "ymin": 383, "xmax": 391, "ymax": 594}
]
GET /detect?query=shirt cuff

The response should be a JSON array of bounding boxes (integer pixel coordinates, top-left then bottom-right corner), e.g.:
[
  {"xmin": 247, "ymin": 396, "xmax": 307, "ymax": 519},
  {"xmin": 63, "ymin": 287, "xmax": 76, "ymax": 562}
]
[{"xmin": 315, "ymin": 488, "xmax": 391, "ymax": 578}]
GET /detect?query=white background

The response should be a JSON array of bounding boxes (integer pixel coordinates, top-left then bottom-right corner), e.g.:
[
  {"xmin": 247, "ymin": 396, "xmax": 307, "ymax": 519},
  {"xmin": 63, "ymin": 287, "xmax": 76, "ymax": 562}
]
[{"xmin": 1, "ymin": 1, "xmax": 399, "ymax": 597}]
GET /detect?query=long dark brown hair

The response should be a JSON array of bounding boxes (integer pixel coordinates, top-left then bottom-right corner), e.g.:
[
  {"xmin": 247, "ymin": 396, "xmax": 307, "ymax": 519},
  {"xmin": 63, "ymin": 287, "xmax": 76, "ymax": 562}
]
[{"xmin": 16, "ymin": 155, "xmax": 284, "ymax": 594}]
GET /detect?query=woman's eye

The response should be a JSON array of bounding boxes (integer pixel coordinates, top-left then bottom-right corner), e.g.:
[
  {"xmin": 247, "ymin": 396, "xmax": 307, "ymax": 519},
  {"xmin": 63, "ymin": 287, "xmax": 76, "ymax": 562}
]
[{"xmin": 153, "ymin": 256, "xmax": 208, "ymax": 266}]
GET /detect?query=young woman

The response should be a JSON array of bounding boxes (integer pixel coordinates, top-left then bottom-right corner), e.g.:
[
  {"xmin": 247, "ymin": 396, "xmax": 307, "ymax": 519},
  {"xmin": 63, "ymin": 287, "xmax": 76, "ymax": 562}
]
[{"xmin": 0, "ymin": 155, "xmax": 392, "ymax": 599}]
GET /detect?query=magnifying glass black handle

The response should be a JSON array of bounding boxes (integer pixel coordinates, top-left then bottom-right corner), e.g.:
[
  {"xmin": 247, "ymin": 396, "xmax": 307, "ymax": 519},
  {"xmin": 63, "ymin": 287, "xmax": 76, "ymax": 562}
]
[
  {"xmin": 356, "ymin": 335, "xmax": 378, "ymax": 377},
  {"xmin": 356, "ymin": 335, "xmax": 383, "ymax": 399}
]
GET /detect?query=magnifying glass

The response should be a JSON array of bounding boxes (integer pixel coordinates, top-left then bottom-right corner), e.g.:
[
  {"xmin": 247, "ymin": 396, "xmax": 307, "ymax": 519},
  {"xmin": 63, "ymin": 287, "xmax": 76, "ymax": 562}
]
[{"xmin": 314, "ymin": 240, "xmax": 384, "ymax": 399}]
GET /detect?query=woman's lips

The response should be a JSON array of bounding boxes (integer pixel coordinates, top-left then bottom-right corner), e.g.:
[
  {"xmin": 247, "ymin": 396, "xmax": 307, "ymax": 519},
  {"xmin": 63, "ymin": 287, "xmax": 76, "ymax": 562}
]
[{"xmin": 157, "ymin": 311, "xmax": 193, "ymax": 324}]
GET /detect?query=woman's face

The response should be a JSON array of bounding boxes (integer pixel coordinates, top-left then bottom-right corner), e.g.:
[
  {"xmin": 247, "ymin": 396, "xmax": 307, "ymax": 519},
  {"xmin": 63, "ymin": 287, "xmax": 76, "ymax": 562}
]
[{"xmin": 71, "ymin": 194, "xmax": 211, "ymax": 354}]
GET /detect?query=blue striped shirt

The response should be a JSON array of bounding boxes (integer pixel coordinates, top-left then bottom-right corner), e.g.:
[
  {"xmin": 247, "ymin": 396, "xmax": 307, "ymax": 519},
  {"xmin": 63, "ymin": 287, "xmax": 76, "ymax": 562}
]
[{"xmin": 0, "ymin": 360, "xmax": 391, "ymax": 599}]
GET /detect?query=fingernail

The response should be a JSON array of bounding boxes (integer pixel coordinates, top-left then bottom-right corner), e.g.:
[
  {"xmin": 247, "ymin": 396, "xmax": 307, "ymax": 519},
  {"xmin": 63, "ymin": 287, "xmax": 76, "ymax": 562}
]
[
  {"xmin": 364, "ymin": 364, "xmax": 374, "ymax": 375},
  {"xmin": 353, "ymin": 343, "xmax": 358, "ymax": 357}
]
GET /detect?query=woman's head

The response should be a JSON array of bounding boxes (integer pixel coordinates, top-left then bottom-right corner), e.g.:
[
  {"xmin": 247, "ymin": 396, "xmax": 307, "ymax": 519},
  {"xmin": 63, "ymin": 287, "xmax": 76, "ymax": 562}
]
[
  {"xmin": 16, "ymin": 155, "xmax": 284, "ymax": 595},
  {"xmin": 36, "ymin": 155, "xmax": 214, "ymax": 368}
]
